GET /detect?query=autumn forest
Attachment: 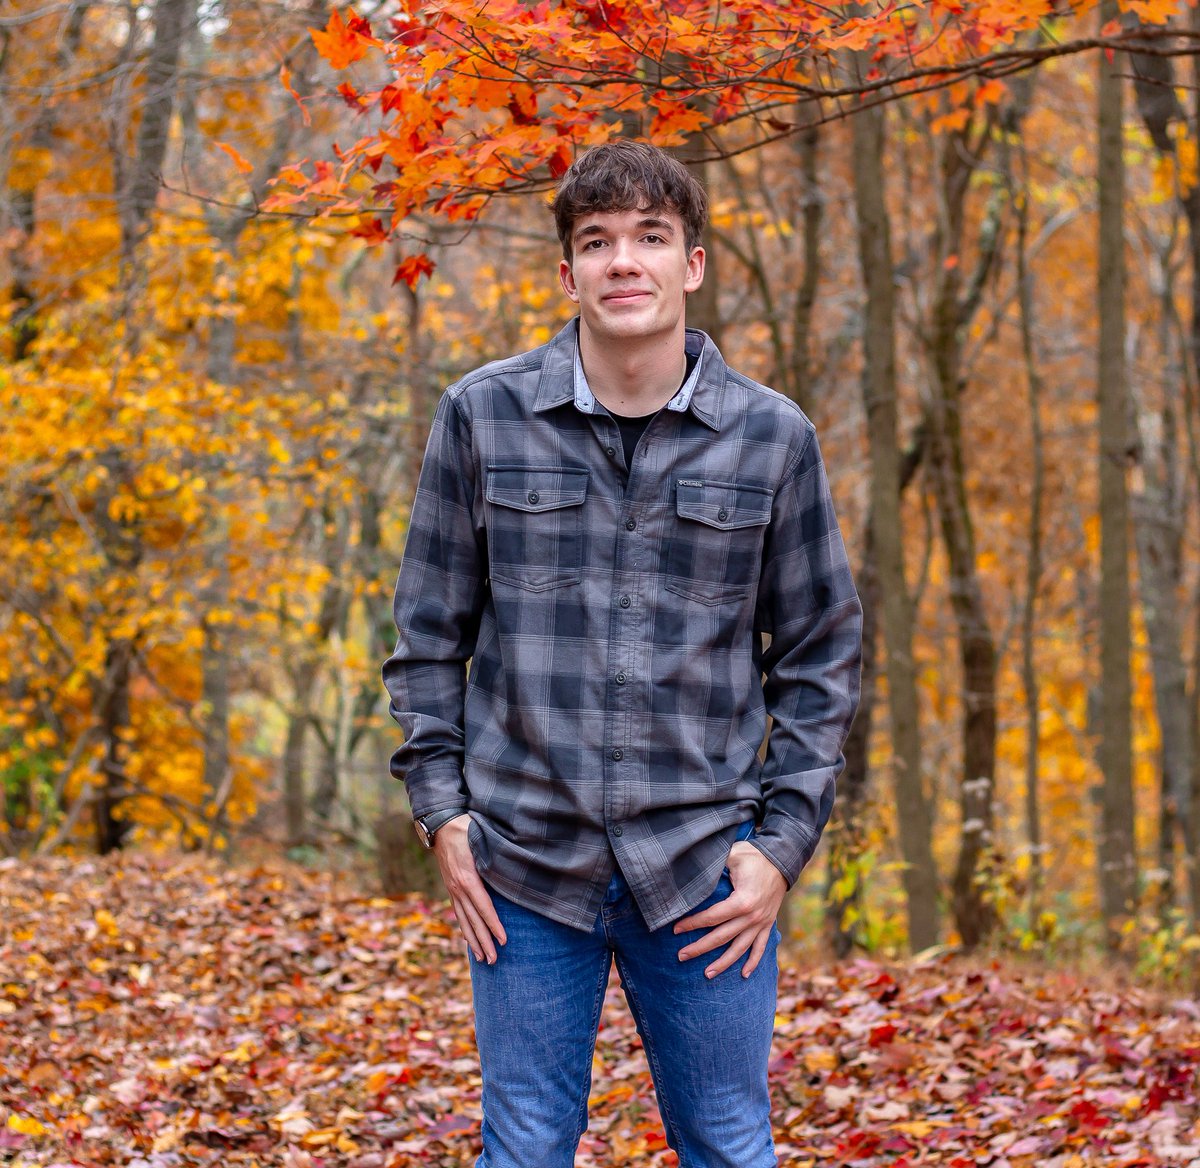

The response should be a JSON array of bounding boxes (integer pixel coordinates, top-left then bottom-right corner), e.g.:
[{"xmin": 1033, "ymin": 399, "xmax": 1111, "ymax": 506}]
[{"xmin": 5, "ymin": 0, "xmax": 1200, "ymax": 980}]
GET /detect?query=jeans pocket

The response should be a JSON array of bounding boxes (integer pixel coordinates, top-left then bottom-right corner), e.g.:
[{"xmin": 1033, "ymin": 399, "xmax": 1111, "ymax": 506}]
[
  {"xmin": 735, "ymin": 818, "xmax": 757, "ymax": 844},
  {"xmin": 721, "ymin": 819, "xmax": 758, "ymax": 880}
]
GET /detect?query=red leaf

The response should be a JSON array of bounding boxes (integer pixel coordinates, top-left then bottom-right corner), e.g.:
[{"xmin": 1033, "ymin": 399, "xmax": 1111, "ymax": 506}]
[
  {"xmin": 381, "ymin": 84, "xmax": 405, "ymax": 115},
  {"xmin": 393, "ymin": 254, "xmax": 435, "ymax": 288},
  {"xmin": 548, "ymin": 142, "xmax": 573, "ymax": 179},
  {"xmin": 351, "ymin": 218, "xmax": 389, "ymax": 244},
  {"xmin": 345, "ymin": 10, "xmax": 373, "ymax": 38},
  {"xmin": 337, "ymin": 81, "xmax": 368, "ymax": 110}
]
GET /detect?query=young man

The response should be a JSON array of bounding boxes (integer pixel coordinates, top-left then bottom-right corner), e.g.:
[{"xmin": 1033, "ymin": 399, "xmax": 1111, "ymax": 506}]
[{"xmin": 382, "ymin": 140, "xmax": 862, "ymax": 1167}]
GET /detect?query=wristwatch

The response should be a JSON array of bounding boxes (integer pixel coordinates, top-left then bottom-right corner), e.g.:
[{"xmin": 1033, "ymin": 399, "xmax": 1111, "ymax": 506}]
[{"xmin": 414, "ymin": 808, "xmax": 465, "ymax": 849}]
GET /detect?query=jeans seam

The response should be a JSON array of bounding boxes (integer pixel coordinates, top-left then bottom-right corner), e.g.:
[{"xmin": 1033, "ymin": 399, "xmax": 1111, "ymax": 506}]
[
  {"xmin": 572, "ymin": 948, "xmax": 611, "ymax": 1148},
  {"xmin": 612, "ymin": 951, "xmax": 688, "ymax": 1161}
]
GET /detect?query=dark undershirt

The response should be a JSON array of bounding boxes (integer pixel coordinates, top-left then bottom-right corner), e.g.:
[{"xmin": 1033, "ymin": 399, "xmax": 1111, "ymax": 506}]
[{"xmin": 607, "ymin": 350, "xmax": 699, "ymax": 467}]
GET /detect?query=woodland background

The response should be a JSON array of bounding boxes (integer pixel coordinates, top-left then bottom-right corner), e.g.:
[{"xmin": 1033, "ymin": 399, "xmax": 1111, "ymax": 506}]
[{"xmin": 5, "ymin": 0, "xmax": 1200, "ymax": 978}]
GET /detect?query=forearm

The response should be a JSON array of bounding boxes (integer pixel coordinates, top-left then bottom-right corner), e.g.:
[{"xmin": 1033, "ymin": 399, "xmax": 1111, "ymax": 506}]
[
  {"xmin": 381, "ymin": 387, "xmax": 485, "ymax": 818},
  {"xmin": 755, "ymin": 430, "xmax": 863, "ymax": 885},
  {"xmin": 757, "ymin": 594, "xmax": 862, "ymax": 883},
  {"xmin": 383, "ymin": 582, "xmax": 481, "ymax": 816}
]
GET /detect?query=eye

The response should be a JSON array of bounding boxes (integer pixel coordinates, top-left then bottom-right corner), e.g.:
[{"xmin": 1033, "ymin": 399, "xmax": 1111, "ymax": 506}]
[
  {"xmin": 581, "ymin": 238, "xmax": 607, "ymax": 250},
  {"xmin": 642, "ymin": 234, "xmax": 665, "ymax": 244}
]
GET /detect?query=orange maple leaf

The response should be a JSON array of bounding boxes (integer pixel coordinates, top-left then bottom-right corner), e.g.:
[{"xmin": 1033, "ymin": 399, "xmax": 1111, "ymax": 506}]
[{"xmin": 310, "ymin": 8, "xmax": 371, "ymax": 71}]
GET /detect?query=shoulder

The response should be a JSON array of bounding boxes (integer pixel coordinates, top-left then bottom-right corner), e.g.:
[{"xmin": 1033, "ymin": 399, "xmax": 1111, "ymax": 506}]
[
  {"xmin": 720, "ymin": 365, "xmax": 817, "ymax": 463},
  {"xmin": 445, "ymin": 336, "xmax": 557, "ymax": 406}
]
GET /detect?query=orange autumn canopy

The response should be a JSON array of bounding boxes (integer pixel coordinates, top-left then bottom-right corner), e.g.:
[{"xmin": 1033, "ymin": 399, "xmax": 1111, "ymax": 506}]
[{"xmin": 267, "ymin": 0, "xmax": 1184, "ymax": 286}]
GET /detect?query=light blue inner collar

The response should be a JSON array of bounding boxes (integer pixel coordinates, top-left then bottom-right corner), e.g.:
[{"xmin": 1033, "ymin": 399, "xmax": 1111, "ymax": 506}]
[{"xmin": 573, "ymin": 336, "xmax": 703, "ymax": 416}]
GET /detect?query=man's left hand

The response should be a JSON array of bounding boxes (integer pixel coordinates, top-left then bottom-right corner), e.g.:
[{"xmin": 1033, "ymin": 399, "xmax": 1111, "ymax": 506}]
[{"xmin": 674, "ymin": 843, "xmax": 787, "ymax": 979}]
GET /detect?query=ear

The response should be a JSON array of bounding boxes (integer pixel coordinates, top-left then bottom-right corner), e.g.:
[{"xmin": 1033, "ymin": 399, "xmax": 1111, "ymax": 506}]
[
  {"xmin": 559, "ymin": 257, "xmax": 580, "ymax": 303},
  {"xmin": 684, "ymin": 245, "xmax": 705, "ymax": 294}
]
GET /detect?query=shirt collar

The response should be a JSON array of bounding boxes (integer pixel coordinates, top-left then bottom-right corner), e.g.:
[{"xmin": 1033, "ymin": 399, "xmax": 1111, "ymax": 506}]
[{"xmin": 534, "ymin": 318, "xmax": 724, "ymax": 431}]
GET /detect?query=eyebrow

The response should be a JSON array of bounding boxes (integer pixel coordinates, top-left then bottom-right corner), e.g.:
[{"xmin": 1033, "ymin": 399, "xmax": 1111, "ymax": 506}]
[{"xmin": 573, "ymin": 215, "xmax": 676, "ymax": 243}]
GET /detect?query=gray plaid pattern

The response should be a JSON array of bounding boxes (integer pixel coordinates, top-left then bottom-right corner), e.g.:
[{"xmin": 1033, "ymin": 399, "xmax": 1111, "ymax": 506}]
[{"xmin": 382, "ymin": 319, "xmax": 862, "ymax": 932}]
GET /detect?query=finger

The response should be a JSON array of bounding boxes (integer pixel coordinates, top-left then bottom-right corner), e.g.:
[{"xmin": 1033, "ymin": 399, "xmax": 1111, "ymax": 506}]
[
  {"xmin": 444, "ymin": 863, "xmax": 507, "ymax": 947},
  {"xmin": 464, "ymin": 880, "xmax": 507, "ymax": 947},
  {"xmin": 456, "ymin": 895, "xmax": 499, "ymax": 964},
  {"xmin": 674, "ymin": 896, "xmax": 742, "ymax": 935},
  {"xmin": 678, "ymin": 917, "xmax": 745, "ymax": 961},
  {"xmin": 704, "ymin": 929, "xmax": 755, "ymax": 980},
  {"xmin": 741, "ymin": 927, "xmax": 770, "ymax": 979},
  {"xmin": 452, "ymin": 896, "xmax": 487, "ymax": 962}
]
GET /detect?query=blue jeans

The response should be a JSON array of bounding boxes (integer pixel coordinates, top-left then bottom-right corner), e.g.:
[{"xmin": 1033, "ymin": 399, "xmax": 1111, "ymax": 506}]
[{"xmin": 468, "ymin": 824, "xmax": 779, "ymax": 1168}]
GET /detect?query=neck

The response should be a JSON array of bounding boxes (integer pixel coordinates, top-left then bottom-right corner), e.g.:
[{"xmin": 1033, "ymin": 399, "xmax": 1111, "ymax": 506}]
[{"xmin": 577, "ymin": 319, "xmax": 688, "ymax": 416}]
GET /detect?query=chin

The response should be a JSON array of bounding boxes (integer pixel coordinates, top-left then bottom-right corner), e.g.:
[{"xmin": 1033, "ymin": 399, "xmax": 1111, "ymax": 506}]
[{"xmin": 588, "ymin": 311, "xmax": 677, "ymax": 341}]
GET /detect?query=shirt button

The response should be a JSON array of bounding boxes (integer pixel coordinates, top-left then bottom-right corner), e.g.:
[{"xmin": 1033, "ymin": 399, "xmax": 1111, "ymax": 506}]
[
  {"xmin": 528, "ymin": 490, "xmax": 540, "ymax": 505},
  {"xmin": 717, "ymin": 507, "xmax": 729, "ymax": 521},
  {"xmin": 611, "ymin": 748, "xmax": 623, "ymax": 760},
  {"xmin": 606, "ymin": 446, "xmax": 616, "ymax": 457},
  {"xmin": 625, "ymin": 518, "xmax": 636, "ymax": 531},
  {"xmin": 619, "ymin": 595, "xmax": 631, "ymax": 608},
  {"xmin": 612, "ymin": 825, "xmax": 623, "ymax": 837},
  {"xmin": 615, "ymin": 671, "xmax": 627, "ymax": 685}
]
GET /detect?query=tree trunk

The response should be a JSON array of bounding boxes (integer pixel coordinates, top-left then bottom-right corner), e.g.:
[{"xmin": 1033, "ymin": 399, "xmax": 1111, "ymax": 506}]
[
  {"xmin": 674, "ymin": 128, "xmax": 721, "ymax": 346},
  {"xmin": 1097, "ymin": 0, "xmax": 1138, "ymax": 946},
  {"xmin": 199, "ymin": 234, "xmax": 238, "ymax": 853},
  {"xmin": 826, "ymin": 511, "xmax": 877, "ymax": 956},
  {"xmin": 7, "ymin": 0, "xmax": 89, "ymax": 360},
  {"xmin": 91, "ymin": 0, "xmax": 194, "ymax": 852},
  {"xmin": 119, "ymin": 0, "xmax": 192, "ymax": 261},
  {"xmin": 94, "ymin": 642, "xmax": 133, "ymax": 853},
  {"xmin": 1009, "ymin": 133, "xmax": 1047, "ymax": 919},
  {"xmin": 850, "ymin": 92, "xmax": 939, "ymax": 951},
  {"xmin": 1129, "ymin": 21, "xmax": 1200, "ymax": 925},
  {"xmin": 790, "ymin": 124, "xmax": 822, "ymax": 407},
  {"xmin": 1132, "ymin": 388, "xmax": 1190, "ymax": 912},
  {"xmin": 914, "ymin": 108, "xmax": 1004, "ymax": 952}
]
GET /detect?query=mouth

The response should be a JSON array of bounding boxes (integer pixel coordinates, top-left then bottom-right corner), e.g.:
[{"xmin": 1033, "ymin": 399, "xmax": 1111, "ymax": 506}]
[{"xmin": 603, "ymin": 291, "xmax": 650, "ymax": 303}]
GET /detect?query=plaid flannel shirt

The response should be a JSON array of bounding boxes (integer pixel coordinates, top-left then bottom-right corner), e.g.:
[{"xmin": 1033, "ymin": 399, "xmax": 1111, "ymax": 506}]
[{"xmin": 382, "ymin": 319, "xmax": 862, "ymax": 932}]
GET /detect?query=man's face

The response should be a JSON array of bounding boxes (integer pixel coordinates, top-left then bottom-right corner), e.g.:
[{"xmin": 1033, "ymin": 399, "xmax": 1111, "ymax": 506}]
[{"xmin": 558, "ymin": 207, "xmax": 705, "ymax": 344}]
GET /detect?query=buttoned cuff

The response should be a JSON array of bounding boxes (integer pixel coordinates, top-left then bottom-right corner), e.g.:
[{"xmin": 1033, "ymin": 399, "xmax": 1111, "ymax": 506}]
[
  {"xmin": 749, "ymin": 818, "xmax": 821, "ymax": 888},
  {"xmin": 404, "ymin": 765, "xmax": 469, "ymax": 821}
]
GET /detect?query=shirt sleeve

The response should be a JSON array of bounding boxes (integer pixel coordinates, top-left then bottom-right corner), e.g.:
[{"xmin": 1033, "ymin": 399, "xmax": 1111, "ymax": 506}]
[
  {"xmin": 751, "ymin": 424, "xmax": 863, "ymax": 886},
  {"xmin": 381, "ymin": 388, "xmax": 486, "ymax": 820}
]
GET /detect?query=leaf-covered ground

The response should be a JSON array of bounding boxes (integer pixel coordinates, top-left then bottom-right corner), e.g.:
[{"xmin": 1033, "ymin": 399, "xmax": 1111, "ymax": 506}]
[{"xmin": 1, "ymin": 853, "xmax": 1198, "ymax": 1167}]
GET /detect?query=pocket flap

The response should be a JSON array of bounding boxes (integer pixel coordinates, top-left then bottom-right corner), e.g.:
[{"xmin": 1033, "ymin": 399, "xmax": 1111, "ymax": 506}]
[
  {"xmin": 675, "ymin": 480, "xmax": 772, "ymax": 530},
  {"xmin": 486, "ymin": 466, "xmax": 589, "ymax": 513}
]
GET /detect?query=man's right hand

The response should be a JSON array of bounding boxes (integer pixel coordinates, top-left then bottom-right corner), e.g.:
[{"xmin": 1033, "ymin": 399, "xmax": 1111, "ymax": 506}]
[{"xmin": 431, "ymin": 815, "xmax": 507, "ymax": 964}]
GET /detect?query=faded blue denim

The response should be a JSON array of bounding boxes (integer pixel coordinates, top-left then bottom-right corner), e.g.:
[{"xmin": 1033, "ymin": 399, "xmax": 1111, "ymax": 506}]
[{"xmin": 468, "ymin": 823, "xmax": 779, "ymax": 1168}]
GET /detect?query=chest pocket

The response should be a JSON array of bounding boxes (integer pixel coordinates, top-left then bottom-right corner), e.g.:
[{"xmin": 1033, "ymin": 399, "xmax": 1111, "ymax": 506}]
[
  {"xmin": 485, "ymin": 466, "xmax": 589, "ymax": 591},
  {"xmin": 665, "ymin": 479, "xmax": 773, "ymax": 604}
]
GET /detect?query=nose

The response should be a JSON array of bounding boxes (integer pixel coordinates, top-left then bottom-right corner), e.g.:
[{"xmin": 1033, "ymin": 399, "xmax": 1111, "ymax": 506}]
[{"xmin": 606, "ymin": 237, "xmax": 642, "ymax": 276}]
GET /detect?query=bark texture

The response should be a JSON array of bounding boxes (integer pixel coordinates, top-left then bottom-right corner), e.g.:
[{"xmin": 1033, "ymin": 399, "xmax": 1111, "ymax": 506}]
[
  {"xmin": 1097, "ymin": 3, "xmax": 1138, "ymax": 943},
  {"xmin": 851, "ymin": 94, "xmax": 939, "ymax": 951}
]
